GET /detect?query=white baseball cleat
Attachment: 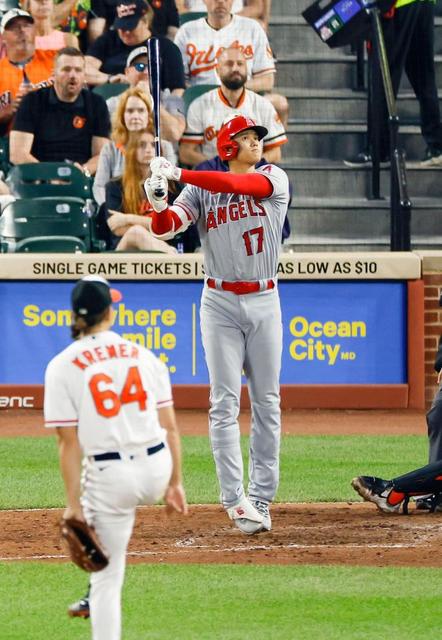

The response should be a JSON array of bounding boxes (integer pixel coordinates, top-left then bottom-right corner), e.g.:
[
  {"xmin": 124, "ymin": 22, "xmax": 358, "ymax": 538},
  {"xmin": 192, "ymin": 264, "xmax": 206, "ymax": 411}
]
[
  {"xmin": 227, "ymin": 496, "xmax": 266, "ymax": 535},
  {"xmin": 250, "ymin": 499, "xmax": 272, "ymax": 532}
]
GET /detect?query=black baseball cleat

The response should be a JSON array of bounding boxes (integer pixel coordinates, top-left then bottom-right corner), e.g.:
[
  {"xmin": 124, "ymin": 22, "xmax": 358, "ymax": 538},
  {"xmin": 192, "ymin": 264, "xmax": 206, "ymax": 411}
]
[
  {"xmin": 351, "ymin": 476, "xmax": 404, "ymax": 513},
  {"xmin": 415, "ymin": 494, "xmax": 442, "ymax": 512},
  {"xmin": 68, "ymin": 597, "xmax": 90, "ymax": 619}
]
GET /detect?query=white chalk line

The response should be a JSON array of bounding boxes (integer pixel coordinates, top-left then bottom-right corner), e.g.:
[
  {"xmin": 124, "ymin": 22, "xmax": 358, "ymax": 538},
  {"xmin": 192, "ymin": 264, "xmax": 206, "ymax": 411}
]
[{"xmin": 0, "ymin": 541, "xmax": 429, "ymax": 563}]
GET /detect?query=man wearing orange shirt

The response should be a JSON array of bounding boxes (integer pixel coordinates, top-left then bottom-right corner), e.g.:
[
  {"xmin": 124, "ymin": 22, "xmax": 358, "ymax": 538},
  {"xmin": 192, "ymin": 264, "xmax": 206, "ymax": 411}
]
[{"xmin": 0, "ymin": 8, "xmax": 56, "ymax": 134}]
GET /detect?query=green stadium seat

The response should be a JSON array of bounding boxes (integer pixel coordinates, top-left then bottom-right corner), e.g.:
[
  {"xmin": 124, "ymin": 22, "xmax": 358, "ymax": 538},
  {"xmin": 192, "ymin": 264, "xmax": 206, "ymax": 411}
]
[
  {"xmin": 0, "ymin": 197, "xmax": 97, "ymax": 253},
  {"xmin": 0, "ymin": 0, "xmax": 19, "ymax": 14},
  {"xmin": 182, "ymin": 84, "xmax": 218, "ymax": 115},
  {"xmin": 13, "ymin": 236, "xmax": 88, "ymax": 253},
  {"xmin": 6, "ymin": 162, "xmax": 93, "ymax": 200},
  {"xmin": 179, "ymin": 11, "xmax": 206, "ymax": 25},
  {"xmin": 92, "ymin": 83, "xmax": 130, "ymax": 100},
  {"xmin": 0, "ymin": 136, "xmax": 10, "ymax": 178}
]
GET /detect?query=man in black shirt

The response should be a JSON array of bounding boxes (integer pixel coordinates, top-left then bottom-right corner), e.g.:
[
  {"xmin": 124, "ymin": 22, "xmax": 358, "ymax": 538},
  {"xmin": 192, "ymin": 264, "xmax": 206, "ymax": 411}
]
[
  {"xmin": 10, "ymin": 47, "xmax": 110, "ymax": 175},
  {"xmin": 89, "ymin": 0, "xmax": 180, "ymax": 40},
  {"xmin": 85, "ymin": 0, "xmax": 185, "ymax": 94}
]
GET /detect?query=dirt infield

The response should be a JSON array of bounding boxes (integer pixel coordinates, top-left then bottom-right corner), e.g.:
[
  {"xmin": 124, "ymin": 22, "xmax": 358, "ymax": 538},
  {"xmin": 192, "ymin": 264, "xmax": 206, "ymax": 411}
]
[
  {"xmin": 2, "ymin": 408, "xmax": 439, "ymax": 568},
  {"xmin": 0, "ymin": 407, "xmax": 429, "ymax": 437}
]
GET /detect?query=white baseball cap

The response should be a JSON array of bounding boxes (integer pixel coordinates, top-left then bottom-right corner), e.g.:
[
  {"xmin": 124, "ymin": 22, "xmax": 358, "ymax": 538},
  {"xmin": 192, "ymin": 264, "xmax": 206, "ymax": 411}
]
[
  {"xmin": 126, "ymin": 46, "xmax": 148, "ymax": 68},
  {"xmin": 0, "ymin": 8, "xmax": 34, "ymax": 34}
]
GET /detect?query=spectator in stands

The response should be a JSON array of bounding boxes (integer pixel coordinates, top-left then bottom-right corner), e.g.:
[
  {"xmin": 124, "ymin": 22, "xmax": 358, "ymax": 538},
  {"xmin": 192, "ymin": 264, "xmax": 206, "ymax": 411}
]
[
  {"xmin": 24, "ymin": 0, "xmax": 80, "ymax": 50},
  {"xmin": 180, "ymin": 46, "xmax": 286, "ymax": 166},
  {"xmin": 174, "ymin": 0, "xmax": 287, "ymax": 125},
  {"xmin": 345, "ymin": 0, "xmax": 442, "ymax": 168},
  {"xmin": 85, "ymin": 0, "xmax": 186, "ymax": 92},
  {"xmin": 53, "ymin": 0, "xmax": 92, "ymax": 52},
  {"xmin": 89, "ymin": 0, "xmax": 180, "ymax": 43},
  {"xmin": 94, "ymin": 86, "xmax": 176, "ymax": 204},
  {"xmin": 106, "ymin": 47, "xmax": 185, "ymax": 143},
  {"xmin": 9, "ymin": 47, "xmax": 110, "ymax": 175},
  {"xmin": 178, "ymin": 0, "xmax": 271, "ymax": 30},
  {"xmin": 105, "ymin": 130, "xmax": 178, "ymax": 252},
  {"xmin": 0, "ymin": 9, "xmax": 56, "ymax": 134}
]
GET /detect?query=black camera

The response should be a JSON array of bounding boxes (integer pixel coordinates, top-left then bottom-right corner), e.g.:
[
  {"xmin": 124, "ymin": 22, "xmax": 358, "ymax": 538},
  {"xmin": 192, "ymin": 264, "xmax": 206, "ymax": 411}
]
[{"xmin": 302, "ymin": 0, "xmax": 395, "ymax": 48}]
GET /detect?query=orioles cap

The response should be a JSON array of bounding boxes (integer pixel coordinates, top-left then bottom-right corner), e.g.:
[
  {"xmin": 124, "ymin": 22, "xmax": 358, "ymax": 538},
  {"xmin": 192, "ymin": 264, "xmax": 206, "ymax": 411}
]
[
  {"xmin": 71, "ymin": 276, "xmax": 122, "ymax": 317},
  {"xmin": 114, "ymin": 0, "xmax": 148, "ymax": 31},
  {"xmin": 0, "ymin": 9, "xmax": 34, "ymax": 34}
]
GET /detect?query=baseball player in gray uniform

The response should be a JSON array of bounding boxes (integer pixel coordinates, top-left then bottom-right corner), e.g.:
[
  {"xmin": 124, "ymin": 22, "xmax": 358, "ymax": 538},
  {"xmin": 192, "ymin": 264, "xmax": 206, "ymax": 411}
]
[
  {"xmin": 44, "ymin": 276, "xmax": 187, "ymax": 638},
  {"xmin": 145, "ymin": 114, "xmax": 290, "ymax": 534}
]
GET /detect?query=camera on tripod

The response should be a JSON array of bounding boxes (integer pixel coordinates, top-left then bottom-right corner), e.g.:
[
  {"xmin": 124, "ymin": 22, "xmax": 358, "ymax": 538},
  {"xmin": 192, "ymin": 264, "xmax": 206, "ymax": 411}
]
[{"xmin": 302, "ymin": 0, "xmax": 395, "ymax": 48}]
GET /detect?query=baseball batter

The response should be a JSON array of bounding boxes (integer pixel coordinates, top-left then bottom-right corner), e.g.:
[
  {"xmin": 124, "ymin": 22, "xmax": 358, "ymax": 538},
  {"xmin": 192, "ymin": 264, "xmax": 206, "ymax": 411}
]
[
  {"xmin": 145, "ymin": 114, "xmax": 290, "ymax": 534},
  {"xmin": 44, "ymin": 276, "xmax": 187, "ymax": 640}
]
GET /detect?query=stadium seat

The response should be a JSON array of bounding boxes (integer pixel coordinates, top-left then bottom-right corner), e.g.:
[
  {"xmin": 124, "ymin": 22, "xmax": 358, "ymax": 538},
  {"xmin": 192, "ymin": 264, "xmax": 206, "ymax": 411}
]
[
  {"xmin": 92, "ymin": 83, "xmax": 130, "ymax": 100},
  {"xmin": 0, "ymin": 136, "xmax": 10, "ymax": 178},
  {"xmin": 179, "ymin": 11, "xmax": 206, "ymax": 25},
  {"xmin": 182, "ymin": 84, "xmax": 218, "ymax": 115},
  {"xmin": 0, "ymin": 0, "xmax": 19, "ymax": 15},
  {"xmin": 6, "ymin": 162, "xmax": 93, "ymax": 200},
  {"xmin": 13, "ymin": 236, "xmax": 88, "ymax": 253},
  {"xmin": 0, "ymin": 197, "xmax": 101, "ymax": 253}
]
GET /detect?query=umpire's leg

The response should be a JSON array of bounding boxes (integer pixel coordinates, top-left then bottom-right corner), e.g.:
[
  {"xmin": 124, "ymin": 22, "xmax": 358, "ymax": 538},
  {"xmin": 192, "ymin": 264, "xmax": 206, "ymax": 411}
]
[{"xmin": 427, "ymin": 385, "xmax": 442, "ymax": 463}]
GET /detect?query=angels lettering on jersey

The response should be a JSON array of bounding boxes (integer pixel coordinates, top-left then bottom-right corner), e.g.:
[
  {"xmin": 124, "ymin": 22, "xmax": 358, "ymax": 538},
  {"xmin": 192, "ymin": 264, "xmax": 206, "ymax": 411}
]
[{"xmin": 206, "ymin": 197, "xmax": 266, "ymax": 232}]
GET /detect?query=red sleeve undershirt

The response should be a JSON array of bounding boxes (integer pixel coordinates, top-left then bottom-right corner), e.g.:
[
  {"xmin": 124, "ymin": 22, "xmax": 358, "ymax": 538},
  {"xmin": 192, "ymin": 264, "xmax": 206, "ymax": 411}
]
[{"xmin": 151, "ymin": 169, "xmax": 273, "ymax": 236}]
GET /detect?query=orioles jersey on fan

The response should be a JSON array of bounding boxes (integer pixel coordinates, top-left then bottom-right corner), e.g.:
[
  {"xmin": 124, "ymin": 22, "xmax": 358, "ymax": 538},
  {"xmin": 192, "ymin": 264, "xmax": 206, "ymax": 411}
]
[
  {"xmin": 0, "ymin": 50, "xmax": 56, "ymax": 113},
  {"xmin": 174, "ymin": 14, "xmax": 275, "ymax": 86},
  {"xmin": 184, "ymin": 0, "xmax": 243, "ymax": 11},
  {"xmin": 181, "ymin": 87, "xmax": 287, "ymax": 157}
]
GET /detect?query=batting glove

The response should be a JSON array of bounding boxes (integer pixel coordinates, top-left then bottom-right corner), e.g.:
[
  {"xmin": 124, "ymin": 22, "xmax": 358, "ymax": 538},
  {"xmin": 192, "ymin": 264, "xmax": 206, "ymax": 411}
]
[
  {"xmin": 150, "ymin": 157, "xmax": 182, "ymax": 181},
  {"xmin": 144, "ymin": 174, "xmax": 168, "ymax": 212}
]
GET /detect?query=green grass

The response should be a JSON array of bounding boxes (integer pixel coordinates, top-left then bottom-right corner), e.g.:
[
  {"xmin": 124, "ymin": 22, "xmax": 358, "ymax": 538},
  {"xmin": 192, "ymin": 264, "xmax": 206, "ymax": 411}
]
[
  {"xmin": 0, "ymin": 434, "xmax": 428, "ymax": 509},
  {"xmin": 1, "ymin": 563, "xmax": 442, "ymax": 639}
]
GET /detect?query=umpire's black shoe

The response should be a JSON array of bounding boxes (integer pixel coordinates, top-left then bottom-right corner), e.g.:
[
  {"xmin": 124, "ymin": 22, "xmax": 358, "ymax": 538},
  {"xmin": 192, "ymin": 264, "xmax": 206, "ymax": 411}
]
[
  {"xmin": 68, "ymin": 597, "xmax": 90, "ymax": 619},
  {"xmin": 351, "ymin": 476, "xmax": 403, "ymax": 513},
  {"xmin": 415, "ymin": 494, "xmax": 442, "ymax": 512}
]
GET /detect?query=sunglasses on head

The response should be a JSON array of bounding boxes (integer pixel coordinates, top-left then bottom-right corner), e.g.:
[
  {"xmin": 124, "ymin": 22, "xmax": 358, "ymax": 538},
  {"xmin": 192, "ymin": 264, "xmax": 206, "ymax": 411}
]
[{"xmin": 132, "ymin": 62, "xmax": 148, "ymax": 72}]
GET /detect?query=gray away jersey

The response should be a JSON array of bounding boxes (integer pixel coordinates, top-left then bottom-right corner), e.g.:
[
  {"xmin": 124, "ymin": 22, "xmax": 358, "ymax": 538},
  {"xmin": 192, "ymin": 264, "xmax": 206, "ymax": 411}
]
[{"xmin": 172, "ymin": 164, "xmax": 290, "ymax": 281}]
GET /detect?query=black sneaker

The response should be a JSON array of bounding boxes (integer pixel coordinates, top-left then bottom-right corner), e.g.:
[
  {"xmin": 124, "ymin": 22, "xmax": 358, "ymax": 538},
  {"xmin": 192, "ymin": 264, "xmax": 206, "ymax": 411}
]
[
  {"xmin": 351, "ymin": 476, "xmax": 402, "ymax": 513},
  {"xmin": 68, "ymin": 597, "xmax": 90, "ymax": 619},
  {"xmin": 420, "ymin": 148, "xmax": 442, "ymax": 167},
  {"xmin": 415, "ymin": 494, "xmax": 442, "ymax": 512},
  {"xmin": 344, "ymin": 152, "xmax": 390, "ymax": 168}
]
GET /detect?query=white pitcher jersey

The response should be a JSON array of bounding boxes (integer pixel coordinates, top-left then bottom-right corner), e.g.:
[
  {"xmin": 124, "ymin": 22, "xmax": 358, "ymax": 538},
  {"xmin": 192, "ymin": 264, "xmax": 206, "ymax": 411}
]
[
  {"xmin": 181, "ymin": 87, "xmax": 287, "ymax": 156},
  {"xmin": 44, "ymin": 330, "xmax": 172, "ymax": 455},
  {"xmin": 171, "ymin": 164, "xmax": 289, "ymax": 280},
  {"xmin": 174, "ymin": 15, "xmax": 275, "ymax": 85}
]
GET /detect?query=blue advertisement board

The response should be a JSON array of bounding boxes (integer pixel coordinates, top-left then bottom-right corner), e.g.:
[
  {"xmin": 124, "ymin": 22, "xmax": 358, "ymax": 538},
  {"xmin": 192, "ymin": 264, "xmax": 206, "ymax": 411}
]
[{"xmin": 0, "ymin": 280, "xmax": 407, "ymax": 385}]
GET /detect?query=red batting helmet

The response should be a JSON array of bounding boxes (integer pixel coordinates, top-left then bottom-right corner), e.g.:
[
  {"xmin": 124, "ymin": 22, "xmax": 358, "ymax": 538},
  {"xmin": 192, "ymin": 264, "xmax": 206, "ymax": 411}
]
[{"xmin": 217, "ymin": 114, "xmax": 268, "ymax": 161}]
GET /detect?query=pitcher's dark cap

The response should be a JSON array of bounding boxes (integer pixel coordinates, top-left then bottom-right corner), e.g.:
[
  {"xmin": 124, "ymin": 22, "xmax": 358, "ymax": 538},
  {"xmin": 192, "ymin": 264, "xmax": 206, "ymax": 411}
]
[{"xmin": 71, "ymin": 276, "xmax": 122, "ymax": 317}]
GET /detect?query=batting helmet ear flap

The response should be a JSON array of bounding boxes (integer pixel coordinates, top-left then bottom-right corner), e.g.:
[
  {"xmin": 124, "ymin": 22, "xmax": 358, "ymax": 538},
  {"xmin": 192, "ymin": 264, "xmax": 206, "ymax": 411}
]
[{"xmin": 220, "ymin": 140, "xmax": 239, "ymax": 161}]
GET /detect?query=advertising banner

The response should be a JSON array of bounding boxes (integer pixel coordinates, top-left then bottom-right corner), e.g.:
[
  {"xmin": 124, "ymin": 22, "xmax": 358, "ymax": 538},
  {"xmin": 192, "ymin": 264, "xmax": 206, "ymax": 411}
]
[{"xmin": 0, "ymin": 280, "xmax": 406, "ymax": 385}]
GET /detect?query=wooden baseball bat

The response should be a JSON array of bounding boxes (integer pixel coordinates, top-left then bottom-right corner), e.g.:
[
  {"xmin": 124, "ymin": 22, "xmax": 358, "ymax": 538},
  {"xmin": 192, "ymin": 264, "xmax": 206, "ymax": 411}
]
[{"xmin": 147, "ymin": 37, "xmax": 165, "ymax": 198}]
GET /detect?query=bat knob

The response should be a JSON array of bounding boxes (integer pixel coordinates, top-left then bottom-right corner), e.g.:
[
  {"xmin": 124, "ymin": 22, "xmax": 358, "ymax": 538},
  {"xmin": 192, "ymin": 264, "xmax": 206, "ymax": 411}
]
[{"xmin": 154, "ymin": 188, "xmax": 166, "ymax": 198}]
